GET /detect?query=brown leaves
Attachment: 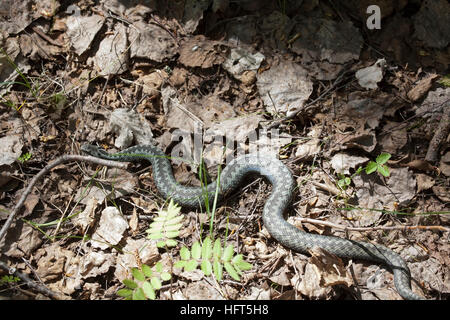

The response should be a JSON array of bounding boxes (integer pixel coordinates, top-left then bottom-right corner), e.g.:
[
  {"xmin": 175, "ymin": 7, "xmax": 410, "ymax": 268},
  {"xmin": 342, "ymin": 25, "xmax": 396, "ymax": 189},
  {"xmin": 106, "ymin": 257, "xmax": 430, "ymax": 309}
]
[
  {"xmin": 178, "ymin": 36, "xmax": 228, "ymax": 68},
  {"xmin": 407, "ymin": 74, "xmax": 439, "ymax": 101},
  {"xmin": 293, "ymin": 248, "xmax": 353, "ymax": 299}
]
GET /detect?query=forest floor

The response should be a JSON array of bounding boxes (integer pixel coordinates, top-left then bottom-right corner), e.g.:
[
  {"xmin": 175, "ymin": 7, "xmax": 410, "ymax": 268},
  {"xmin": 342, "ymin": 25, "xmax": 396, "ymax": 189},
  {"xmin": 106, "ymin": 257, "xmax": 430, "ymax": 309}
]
[{"xmin": 0, "ymin": 0, "xmax": 449, "ymax": 300}]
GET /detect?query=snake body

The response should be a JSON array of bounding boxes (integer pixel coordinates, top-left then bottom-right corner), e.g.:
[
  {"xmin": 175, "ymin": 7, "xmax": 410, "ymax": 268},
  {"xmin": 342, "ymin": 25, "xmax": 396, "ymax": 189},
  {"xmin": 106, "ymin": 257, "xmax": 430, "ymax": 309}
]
[{"xmin": 81, "ymin": 143, "xmax": 423, "ymax": 300}]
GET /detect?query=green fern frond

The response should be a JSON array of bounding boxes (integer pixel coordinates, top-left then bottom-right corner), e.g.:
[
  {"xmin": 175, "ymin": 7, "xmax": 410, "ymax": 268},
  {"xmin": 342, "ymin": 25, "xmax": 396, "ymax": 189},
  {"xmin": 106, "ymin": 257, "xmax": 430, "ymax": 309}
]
[
  {"xmin": 147, "ymin": 199, "xmax": 183, "ymax": 247},
  {"xmin": 118, "ymin": 263, "xmax": 172, "ymax": 300},
  {"xmin": 174, "ymin": 236, "xmax": 252, "ymax": 281}
]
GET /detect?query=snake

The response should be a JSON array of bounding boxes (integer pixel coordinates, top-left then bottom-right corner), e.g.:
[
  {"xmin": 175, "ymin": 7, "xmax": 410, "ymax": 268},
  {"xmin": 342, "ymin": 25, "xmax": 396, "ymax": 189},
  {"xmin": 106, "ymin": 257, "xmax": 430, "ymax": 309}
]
[{"xmin": 81, "ymin": 143, "xmax": 424, "ymax": 300}]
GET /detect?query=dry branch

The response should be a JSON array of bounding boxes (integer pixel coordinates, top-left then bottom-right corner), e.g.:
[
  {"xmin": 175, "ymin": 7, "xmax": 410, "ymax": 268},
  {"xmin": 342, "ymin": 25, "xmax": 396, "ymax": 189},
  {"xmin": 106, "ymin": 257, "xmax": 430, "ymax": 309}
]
[{"xmin": 0, "ymin": 155, "xmax": 127, "ymax": 242}]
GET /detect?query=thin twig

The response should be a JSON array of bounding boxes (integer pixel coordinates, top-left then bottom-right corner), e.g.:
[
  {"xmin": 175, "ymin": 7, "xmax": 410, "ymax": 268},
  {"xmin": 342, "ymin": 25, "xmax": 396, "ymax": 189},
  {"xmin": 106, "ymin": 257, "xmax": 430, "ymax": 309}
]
[
  {"xmin": 0, "ymin": 155, "xmax": 128, "ymax": 242},
  {"xmin": 425, "ymin": 104, "xmax": 450, "ymax": 163},
  {"xmin": 0, "ymin": 260, "xmax": 70, "ymax": 300}
]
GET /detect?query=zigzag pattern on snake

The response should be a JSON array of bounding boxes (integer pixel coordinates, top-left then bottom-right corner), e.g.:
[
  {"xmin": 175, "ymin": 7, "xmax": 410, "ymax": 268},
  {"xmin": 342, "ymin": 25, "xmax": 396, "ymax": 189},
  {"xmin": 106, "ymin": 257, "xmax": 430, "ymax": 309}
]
[{"xmin": 81, "ymin": 143, "xmax": 424, "ymax": 300}]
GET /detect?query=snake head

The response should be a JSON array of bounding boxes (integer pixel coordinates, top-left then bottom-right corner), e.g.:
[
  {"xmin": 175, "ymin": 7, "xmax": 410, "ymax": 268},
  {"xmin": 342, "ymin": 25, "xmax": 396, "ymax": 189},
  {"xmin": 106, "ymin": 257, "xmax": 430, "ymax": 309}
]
[{"xmin": 81, "ymin": 144, "xmax": 102, "ymax": 156}]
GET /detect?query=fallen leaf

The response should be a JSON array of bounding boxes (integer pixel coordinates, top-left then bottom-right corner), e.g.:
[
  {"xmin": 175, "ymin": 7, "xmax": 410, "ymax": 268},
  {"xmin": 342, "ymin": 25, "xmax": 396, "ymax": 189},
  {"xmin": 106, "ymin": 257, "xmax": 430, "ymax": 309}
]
[
  {"xmin": 410, "ymin": 257, "xmax": 447, "ymax": 294},
  {"xmin": 77, "ymin": 168, "xmax": 138, "ymax": 205},
  {"xmin": 416, "ymin": 174, "xmax": 435, "ymax": 193},
  {"xmin": 65, "ymin": 14, "xmax": 105, "ymax": 56},
  {"xmin": 355, "ymin": 59, "xmax": 386, "ymax": 90},
  {"xmin": 92, "ymin": 23, "xmax": 128, "ymax": 76},
  {"xmin": 80, "ymin": 250, "xmax": 115, "ymax": 279},
  {"xmin": 129, "ymin": 208, "xmax": 139, "ymax": 235},
  {"xmin": 129, "ymin": 21, "xmax": 178, "ymax": 62},
  {"xmin": 222, "ymin": 48, "xmax": 264, "ymax": 82},
  {"xmin": 439, "ymin": 151, "xmax": 450, "ymax": 176},
  {"xmin": 351, "ymin": 168, "xmax": 416, "ymax": 226},
  {"xmin": 432, "ymin": 186, "xmax": 450, "ymax": 202},
  {"xmin": 182, "ymin": 0, "xmax": 210, "ymax": 33},
  {"xmin": 403, "ymin": 159, "xmax": 437, "ymax": 173},
  {"xmin": 178, "ymin": 35, "xmax": 227, "ymax": 68},
  {"xmin": 90, "ymin": 207, "xmax": 129, "ymax": 250},
  {"xmin": 73, "ymin": 197, "xmax": 98, "ymax": 233},
  {"xmin": 137, "ymin": 71, "xmax": 168, "ymax": 98},
  {"xmin": 330, "ymin": 153, "xmax": 369, "ymax": 175},
  {"xmin": 0, "ymin": 220, "xmax": 42, "ymax": 257},
  {"xmin": 243, "ymin": 287, "xmax": 271, "ymax": 300},
  {"xmin": 114, "ymin": 238, "xmax": 160, "ymax": 282},
  {"xmin": 34, "ymin": 246, "xmax": 66, "ymax": 282},
  {"xmin": 268, "ymin": 265, "xmax": 291, "ymax": 286},
  {"xmin": 109, "ymin": 108, "xmax": 154, "ymax": 149},
  {"xmin": 291, "ymin": 17, "xmax": 363, "ymax": 80},
  {"xmin": 0, "ymin": 0, "xmax": 35, "ymax": 34},
  {"xmin": 295, "ymin": 126, "xmax": 323, "ymax": 161},
  {"xmin": 378, "ymin": 121, "xmax": 408, "ymax": 155},
  {"xmin": 293, "ymin": 262, "xmax": 330, "ymax": 299},
  {"xmin": 257, "ymin": 60, "xmax": 313, "ymax": 117},
  {"xmin": 407, "ymin": 74, "xmax": 439, "ymax": 101},
  {"xmin": 0, "ymin": 135, "xmax": 23, "ymax": 165},
  {"xmin": 162, "ymin": 87, "xmax": 236, "ymax": 133},
  {"xmin": 183, "ymin": 280, "xmax": 225, "ymax": 300}
]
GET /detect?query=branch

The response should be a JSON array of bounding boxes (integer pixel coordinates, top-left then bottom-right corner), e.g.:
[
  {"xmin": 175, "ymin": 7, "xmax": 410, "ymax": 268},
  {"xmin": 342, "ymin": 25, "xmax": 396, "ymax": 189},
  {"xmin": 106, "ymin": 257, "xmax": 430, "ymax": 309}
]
[
  {"xmin": 0, "ymin": 155, "xmax": 128, "ymax": 242},
  {"xmin": 0, "ymin": 260, "xmax": 70, "ymax": 300},
  {"xmin": 425, "ymin": 104, "xmax": 450, "ymax": 163}
]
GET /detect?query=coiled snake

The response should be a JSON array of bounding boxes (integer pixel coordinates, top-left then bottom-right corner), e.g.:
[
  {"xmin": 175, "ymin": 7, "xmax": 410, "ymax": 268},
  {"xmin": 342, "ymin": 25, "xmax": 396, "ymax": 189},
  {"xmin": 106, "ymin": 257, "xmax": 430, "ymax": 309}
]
[{"xmin": 81, "ymin": 143, "xmax": 423, "ymax": 300}]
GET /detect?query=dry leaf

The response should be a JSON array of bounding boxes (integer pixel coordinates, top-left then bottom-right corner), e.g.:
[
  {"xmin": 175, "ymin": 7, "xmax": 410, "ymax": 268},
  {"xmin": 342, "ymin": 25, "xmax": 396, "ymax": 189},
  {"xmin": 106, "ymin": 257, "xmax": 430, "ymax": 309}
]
[
  {"xmin": 0, "ymin": 135, "xmax": 23, "ymax": 165},
  {"xmin": 183, "ymin": 280, "xmax": 225, "ymax": 300},
  {"xmin": 295, "ymin": 126, "xmax": 323, "ymax": 160},
  {"xmin": 80, "ymin": 251, "xmax": 115, "ymax": 279},
  {"xmin": 114, "ymin": 238, "xmax": 160, "ymax": 282},
  {"xmin": 404, "ymin": 159, "xmax": 438, "ymax": 173},
  {"xmin": 92, "ymin": 23, "xmax": 128, "ymax": 76},
  {"xmin": 416, "ymin": 174, "xmax": 435, "ymax": 192},
  {"xmin": 90, "ymin": 207, "xmax": 129, "ymax": 250},
  {"xmin": 355, "ymin": 59, "xmax": 386, "ymax": 90},
  {"xmin": 129, "ymin": 21, "xmax": 178, "ymax": 62},
  {"xmin": 330, "ymin": 153, "xmax": 369, "ymax": 175},
  {"xmin": 407, "ymin": 74, "xmax": 439, "ymax": 101},
  {"xmin": 77, "ymin": 169, "xmax": 138, "ymax": 205},
  {"xmin": 257, "ymin": 60, "xmax": 313, "ymax": 117},
  {"xmin": 309, "ymin": 247, "xmax": 353, "ymax": 288},
  {"xmin": 73, "ymin": 197, "xmax": 98, "ymax": 232},
  {"xmin": 439, "ymin": 151, "xmax": 450, "ymax": 176},
  {"xmin": 109, "ymin": 108, "xmax": 154, "ymax": 149},
  {"xmin": 178, "ymin": 35, "xmax": 227, "ymax": 68},
  {"xmin": 65, "ymin": 14, "xmax": 105, "ymax": 55}
]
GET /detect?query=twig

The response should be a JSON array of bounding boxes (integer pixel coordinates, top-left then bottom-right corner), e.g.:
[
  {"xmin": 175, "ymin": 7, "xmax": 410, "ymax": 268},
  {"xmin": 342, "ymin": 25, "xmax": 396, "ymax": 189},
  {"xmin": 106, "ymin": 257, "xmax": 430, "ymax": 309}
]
[
  {"xmin": 0, "ymin": 260, "xmax": 70, "ymax": 300},
  {"xmin": 310, "ymin": 180, "xmax": 341, "ymax": 197},
  {"xmin": 292, "ymin": 216, "xmax": 449, "ymax": 233},
  {"xmin": 32, "ymin": 26, "xmax": 63, "ymax": 47},
  {"xmin": 425, "ymin": 104, "xmax": 450, "ymax": 163},
  {"xmin": 0, "ymin": 155, "xmax": 128, "ymax": 242}
]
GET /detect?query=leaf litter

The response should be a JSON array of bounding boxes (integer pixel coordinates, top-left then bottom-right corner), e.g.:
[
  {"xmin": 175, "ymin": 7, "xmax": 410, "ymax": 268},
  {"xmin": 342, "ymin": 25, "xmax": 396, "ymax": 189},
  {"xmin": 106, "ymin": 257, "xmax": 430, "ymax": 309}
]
[{"xmin": 0, "ymin": 0, "xmax": 448, "ymax": 301}]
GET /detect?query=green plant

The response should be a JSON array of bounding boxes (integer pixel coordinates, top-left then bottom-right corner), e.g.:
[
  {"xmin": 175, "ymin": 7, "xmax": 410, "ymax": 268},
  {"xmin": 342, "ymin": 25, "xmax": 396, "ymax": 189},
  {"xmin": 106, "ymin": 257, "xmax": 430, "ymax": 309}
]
[
  {"xmin": 147, "ymin": 199, "xmax": 183, "ymax": 248},
  {"xmin": 119, "ymin": 199, "xmax": 253, "ymax": 300},
  {"xmin": 117, "ymin": 262, "xmax": 171, "ymax": 300},
  {"xmin": 337, "ymin": 167, "xmax": 362, "ymax": 190},
  {"xmin": 438, "ymin": 74, "xmax": 450, "ymax": 87},
  {"xmin": 0, "ymin": 275, "xmax": 20, "ymax": 285},
  {"xmin": 17, "ymin": 152, "xmax": 32, "ymax": 163},
  {"xmin": 197, "ymin": 158, "xmax": 222, "ymax": 237},
  {"xmin": 174, "ymin": 236, "xmax": 252, "ymax": 281},
  {"xmin": 365, "ymin": 152, "xmax": 391, "ymax": 177},
  {"xmin": 337, "ymin": 152, "xmax": 392, "ymax": 191}
]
